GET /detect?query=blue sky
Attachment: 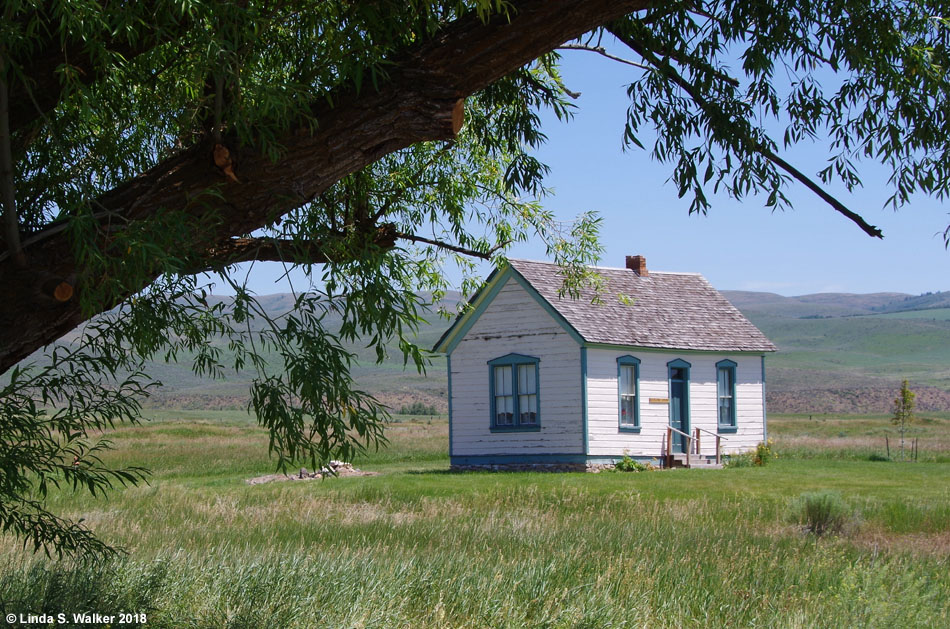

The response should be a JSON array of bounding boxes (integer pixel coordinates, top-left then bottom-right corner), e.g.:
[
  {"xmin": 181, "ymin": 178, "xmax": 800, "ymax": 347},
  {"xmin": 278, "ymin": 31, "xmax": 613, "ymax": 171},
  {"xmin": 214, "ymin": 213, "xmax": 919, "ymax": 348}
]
[
  {"xmin": 235, "ymin": 48, "xmax": 950, "ymax": 298},
  {"xmin": 513, "ymin": 50, "xmax": 950, "ymax": 296}
]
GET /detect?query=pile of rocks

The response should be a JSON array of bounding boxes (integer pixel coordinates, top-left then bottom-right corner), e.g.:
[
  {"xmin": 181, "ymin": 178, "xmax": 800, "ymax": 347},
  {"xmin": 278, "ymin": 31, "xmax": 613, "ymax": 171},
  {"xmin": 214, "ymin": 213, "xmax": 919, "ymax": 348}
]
[{"xmin": 245, "ymin": 461, "xmax": 378, "ymax": 485}]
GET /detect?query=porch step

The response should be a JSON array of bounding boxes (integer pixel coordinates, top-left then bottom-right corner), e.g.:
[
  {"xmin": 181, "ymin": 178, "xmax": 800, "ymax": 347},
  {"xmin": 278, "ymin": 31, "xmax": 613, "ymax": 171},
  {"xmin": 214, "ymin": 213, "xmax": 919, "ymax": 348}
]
[
  {"xmin": 685, "ymin": 460, "xmax": 723, "ymax": 469},
  {"xmin": 667, "ymin": 454, "xmax": 723, "ymax": 469}
]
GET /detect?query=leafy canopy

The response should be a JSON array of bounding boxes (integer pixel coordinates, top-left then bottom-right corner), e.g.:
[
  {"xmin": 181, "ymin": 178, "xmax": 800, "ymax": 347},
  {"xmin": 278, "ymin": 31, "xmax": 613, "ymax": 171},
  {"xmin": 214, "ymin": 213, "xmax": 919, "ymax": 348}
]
[{"xmin": 2, "ymin": 0, "xmax": 950, "ymax": 557}]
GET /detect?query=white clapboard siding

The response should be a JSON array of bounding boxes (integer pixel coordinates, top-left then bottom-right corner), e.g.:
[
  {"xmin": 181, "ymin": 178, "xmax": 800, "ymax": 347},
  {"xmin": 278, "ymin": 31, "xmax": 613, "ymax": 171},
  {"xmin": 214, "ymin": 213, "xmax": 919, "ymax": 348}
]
[
  {"xmin": 586, "ymin": 349, "xmax": 764, "ymax": 457},
  {"xmin": 450, "ymin": 276, "xmax": 583, "ymax": 455}
]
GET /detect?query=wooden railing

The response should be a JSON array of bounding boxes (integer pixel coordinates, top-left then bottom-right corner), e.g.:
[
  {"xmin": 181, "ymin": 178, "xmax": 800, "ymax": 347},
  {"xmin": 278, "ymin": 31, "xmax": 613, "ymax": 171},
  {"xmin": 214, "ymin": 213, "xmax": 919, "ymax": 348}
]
[
  {"xmin": 666, "ymin": 426, "xmax": 729, "ymax": 466},
  {"xmin": 666, "ymin": 425, "xmax": 694, "ymax": 467},
  {"xmin": 693, "ymin": 427, "xmax": 727, "ymax": 465}
]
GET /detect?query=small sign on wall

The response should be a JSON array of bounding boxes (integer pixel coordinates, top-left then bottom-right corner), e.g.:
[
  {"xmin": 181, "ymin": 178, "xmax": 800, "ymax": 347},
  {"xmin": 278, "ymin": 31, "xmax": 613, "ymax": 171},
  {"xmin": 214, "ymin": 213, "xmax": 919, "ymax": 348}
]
[{"xmin": 649, "ymin": 397, "xmax": 670, "ymax": 404}]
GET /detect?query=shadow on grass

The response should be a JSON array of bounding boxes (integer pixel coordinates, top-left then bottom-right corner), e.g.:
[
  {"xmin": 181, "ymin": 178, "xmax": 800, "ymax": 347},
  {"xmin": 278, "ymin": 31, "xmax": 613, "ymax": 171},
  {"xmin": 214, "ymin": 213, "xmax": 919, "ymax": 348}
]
[
  {"xmin": 402, "ymin": 468, "xmax": 594, "ymax": 476},
  {"xmin": 404, "ymin": 468, "xmax": 459, "ymax": 475}
]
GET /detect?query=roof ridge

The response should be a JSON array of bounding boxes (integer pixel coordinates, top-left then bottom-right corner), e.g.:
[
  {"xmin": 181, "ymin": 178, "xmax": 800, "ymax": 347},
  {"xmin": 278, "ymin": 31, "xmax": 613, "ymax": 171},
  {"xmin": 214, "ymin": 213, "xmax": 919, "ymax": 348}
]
[{"xmin": 508, "ymin": 258, "xmax": 701, "ymax": 276}]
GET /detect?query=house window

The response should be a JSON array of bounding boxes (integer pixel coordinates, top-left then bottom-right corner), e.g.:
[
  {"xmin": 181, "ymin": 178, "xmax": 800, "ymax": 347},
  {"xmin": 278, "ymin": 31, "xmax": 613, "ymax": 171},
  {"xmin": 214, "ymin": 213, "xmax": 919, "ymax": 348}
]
[
  {"xmin": 493, "ymin": 365, "xmax": 514, "ymax": 425},
  {"xmin": 717, "ymin": 359, "xmax": 737, "ymax": 432},
  {"xmin": 488, "ymin": 354, "xmax": 540, "ymax": 431},
  {"xmin": 617, "ymin": 355, "xmax": 641, "ymax": 432}
]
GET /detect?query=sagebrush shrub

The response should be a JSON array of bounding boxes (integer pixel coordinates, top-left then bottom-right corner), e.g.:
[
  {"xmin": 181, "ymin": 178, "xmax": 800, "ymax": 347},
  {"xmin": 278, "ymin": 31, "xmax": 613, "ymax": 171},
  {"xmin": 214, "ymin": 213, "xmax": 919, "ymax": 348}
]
[{"xmin": 792, "ymin": 491, "xmax": 850, "ymax": 536}]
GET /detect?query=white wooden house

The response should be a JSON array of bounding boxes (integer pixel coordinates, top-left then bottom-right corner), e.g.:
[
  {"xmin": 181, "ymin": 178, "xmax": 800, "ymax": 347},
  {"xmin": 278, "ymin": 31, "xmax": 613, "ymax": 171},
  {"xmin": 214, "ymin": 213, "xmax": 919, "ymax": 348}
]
[{"xmin": 433, "ymin": 256, "xmax": 777, "ymax": 469}]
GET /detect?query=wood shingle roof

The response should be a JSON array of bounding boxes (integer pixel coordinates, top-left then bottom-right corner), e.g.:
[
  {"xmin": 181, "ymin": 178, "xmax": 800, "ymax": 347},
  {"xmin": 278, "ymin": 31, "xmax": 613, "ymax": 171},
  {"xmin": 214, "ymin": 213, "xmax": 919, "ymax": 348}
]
[{"xmin": 508, "ymin": 259, "xmax": 776, "ymax": 353}]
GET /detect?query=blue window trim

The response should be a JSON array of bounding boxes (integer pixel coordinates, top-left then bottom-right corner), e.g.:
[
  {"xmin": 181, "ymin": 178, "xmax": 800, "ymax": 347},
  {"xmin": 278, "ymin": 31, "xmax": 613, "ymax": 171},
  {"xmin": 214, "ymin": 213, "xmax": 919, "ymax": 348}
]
[
  {"xmin": 616, "ymin": 355, "xmax": 641, "ymax": 433},
  {"xmin": 716, "ymin": 359, "xmax": 738, "ymax": 433},
  {"xmin": 488, "ymin": 353, "xmax": 541, "ymax": 432},
  {"xmin": 667, "ymin": 358, "xmax": 691, "ymax": 439}
]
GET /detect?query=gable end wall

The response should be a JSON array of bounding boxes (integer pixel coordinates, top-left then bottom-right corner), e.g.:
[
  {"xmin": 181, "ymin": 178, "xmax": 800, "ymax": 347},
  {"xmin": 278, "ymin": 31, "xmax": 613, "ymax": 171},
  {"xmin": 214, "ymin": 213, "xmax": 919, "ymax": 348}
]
[{"xmin": 449, "ymin": 276, "xmax": 583, "ymax": 456}]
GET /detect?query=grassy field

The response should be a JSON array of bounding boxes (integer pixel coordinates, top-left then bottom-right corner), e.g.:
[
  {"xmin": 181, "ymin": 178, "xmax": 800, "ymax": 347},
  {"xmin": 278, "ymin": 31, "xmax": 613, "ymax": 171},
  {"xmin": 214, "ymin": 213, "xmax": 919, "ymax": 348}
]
[
  {"xmin": 1, "ymin": 412, "xmax": 948, "ymax": 627},
  {"xmin": 770, "ymin": 411, "xmax": 950, "ymax": 462}
]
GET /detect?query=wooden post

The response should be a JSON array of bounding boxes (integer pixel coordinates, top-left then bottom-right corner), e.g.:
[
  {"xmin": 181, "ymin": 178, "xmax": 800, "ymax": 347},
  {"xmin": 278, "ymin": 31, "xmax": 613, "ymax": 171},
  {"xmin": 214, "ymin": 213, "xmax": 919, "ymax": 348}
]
[
  {"xmin": 715, "ymin": 435, "xmax": 721, "ymax": 465},
  {"xmin": 667, "ymin": 427, "xmax": 672, "ymax": 468},
  {"xmin": 695, "ymin": 428, "xmax": 701, "ymax": 456},
  {"xmin": 886, "ymin": 436, "xmax": 890, "ymax": 458}
]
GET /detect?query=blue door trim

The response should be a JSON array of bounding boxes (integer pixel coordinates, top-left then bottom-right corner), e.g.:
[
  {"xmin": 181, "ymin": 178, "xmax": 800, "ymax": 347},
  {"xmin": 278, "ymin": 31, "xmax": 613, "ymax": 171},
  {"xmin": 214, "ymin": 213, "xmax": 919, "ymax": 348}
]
[{"xmin": 667, "ymin": 358, "xmax": 691, "ymax": 453}]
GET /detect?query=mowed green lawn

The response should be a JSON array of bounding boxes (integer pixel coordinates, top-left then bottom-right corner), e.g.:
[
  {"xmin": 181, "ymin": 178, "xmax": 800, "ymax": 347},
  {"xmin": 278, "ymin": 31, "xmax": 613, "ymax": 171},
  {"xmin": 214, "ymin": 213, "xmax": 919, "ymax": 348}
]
[{"xmin": 1, "ymin": 412, "xmax": 948, "ymax": 628}]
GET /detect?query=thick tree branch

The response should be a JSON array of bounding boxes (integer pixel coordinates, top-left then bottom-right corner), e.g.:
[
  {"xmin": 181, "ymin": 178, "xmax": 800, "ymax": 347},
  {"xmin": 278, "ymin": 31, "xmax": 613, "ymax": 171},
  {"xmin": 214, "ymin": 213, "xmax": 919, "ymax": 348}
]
[
  {"xmin": 608, "ymin": 25, "xmax": 883, "ymax": 239},
  {"xmin": 200, "ymin": 225, "xmax": 399, "ymax": 270},
  {"xmin": 0, "ymin": 0, "xmax": 650, "ymax": 373},
  {"xmin": 203, "ymin": 237, "xmax": 335, "ymax": 267},
  {"xmin": 197, "ymin": 226, "xmax": 499, "ymax": 270}
]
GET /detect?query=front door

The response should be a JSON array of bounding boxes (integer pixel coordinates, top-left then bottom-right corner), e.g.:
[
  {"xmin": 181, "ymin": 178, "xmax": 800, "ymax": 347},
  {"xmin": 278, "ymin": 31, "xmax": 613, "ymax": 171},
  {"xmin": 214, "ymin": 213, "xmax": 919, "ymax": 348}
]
[{"xmin": 668, "ymin": 361, "xmax": 690, "ymax": 454}]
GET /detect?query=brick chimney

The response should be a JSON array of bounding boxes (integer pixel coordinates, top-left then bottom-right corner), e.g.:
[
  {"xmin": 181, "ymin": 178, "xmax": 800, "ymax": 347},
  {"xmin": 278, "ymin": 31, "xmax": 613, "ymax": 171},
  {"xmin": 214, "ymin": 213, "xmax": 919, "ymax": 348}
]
[{"xmin": 625, "ymin": 255, "xmax": 648, "ymax": 277}]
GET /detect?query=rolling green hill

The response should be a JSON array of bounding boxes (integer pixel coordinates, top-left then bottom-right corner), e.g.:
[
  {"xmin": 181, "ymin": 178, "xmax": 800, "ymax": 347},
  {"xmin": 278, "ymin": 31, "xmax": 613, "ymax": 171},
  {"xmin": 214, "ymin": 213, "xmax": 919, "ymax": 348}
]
[
  {"xmin": 18, "ymin": 287, "xmax": 950, "ymax": 415},
  {"xmin": 721, "ymin": 290, "xmax": 950, "ymax": 412},
  {"xmin": 721, "ymin": 289, "xmax": 950, "ymax": 318},
  {"xmin": 132, "ymin": 292, "xmax": 460, "ymax": 412},
  {"xmin": 721, "ymin": 290, "xmax": 908, "ymax": 318}
]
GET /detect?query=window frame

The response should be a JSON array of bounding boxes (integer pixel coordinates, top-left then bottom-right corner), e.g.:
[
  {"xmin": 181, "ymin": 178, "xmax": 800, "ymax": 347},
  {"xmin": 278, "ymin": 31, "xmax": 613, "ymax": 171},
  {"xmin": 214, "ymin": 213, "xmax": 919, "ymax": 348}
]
[
  {"xmin": 716, "ymin": 359, "xmax": 738, "ymax": 433},
  {"xmin": 488, "ymin": 353, "xmax": 541, "ymax": 432},
  {"xmin": 617, "ymin": 355, "xmax": 641, "ymax": 433}
]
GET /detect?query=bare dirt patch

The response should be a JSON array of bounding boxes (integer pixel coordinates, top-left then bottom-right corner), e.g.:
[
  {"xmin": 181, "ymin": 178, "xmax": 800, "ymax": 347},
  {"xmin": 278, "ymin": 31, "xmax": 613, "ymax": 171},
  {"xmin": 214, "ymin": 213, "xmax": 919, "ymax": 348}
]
[
  {"xmin": 769, "ymin": 386, "xmax": 950, "ymax": 414},
  {"xmin": 850, "ymin": 527, "xmax": 950, "ymax": 556}
]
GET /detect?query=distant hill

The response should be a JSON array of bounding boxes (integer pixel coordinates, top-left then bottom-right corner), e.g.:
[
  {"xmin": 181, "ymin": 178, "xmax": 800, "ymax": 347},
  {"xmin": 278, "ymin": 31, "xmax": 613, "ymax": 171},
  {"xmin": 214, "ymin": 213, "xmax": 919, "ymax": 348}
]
[
  {"xmin": 142, "ymin": 286, "xmax": 950, "ymax": 415},
  {"xmin": 721, "ymin": 289, "xmax": 950, "ymax": 413},
  {"xmin": 21, "ymin": 287, "xmax": 950, "ymax": 415},
  {"xmin": 144, "ymin": 291, "xmax": 462, "ymax": 412},
  {"xmin": 722, "ymin": 289, "xmax": 950, "ymax": 318},
  {"xmin": 38, "ymin": 292, "xmax": 462, "ymax": 414},
  {"xmin": 721, "ymin": 290, "xmax": 909, "ymax": 318}
]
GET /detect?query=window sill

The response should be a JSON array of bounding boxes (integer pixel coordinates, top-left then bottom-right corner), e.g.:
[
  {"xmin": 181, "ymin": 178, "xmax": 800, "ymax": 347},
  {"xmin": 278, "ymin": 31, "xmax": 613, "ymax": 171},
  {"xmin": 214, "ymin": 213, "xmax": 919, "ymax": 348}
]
[
  {"xmin": 491, "ymin": 425, "xmax": 541, "ymax": 433},
  {"xmin": 717, "ymin": 426, "xmax": 738, "ymax": 434},
  {"xmin": 619, "ymin": 425, "xmax": 641, "ymax": 434}
]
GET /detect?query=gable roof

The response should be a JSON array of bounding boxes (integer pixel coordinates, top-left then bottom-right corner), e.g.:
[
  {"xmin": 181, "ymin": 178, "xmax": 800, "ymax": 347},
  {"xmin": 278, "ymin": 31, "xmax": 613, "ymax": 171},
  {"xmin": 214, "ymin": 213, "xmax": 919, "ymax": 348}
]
[{"xmin": 434, "ymin": 259, "xmax": 776, "ymax": 354}]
